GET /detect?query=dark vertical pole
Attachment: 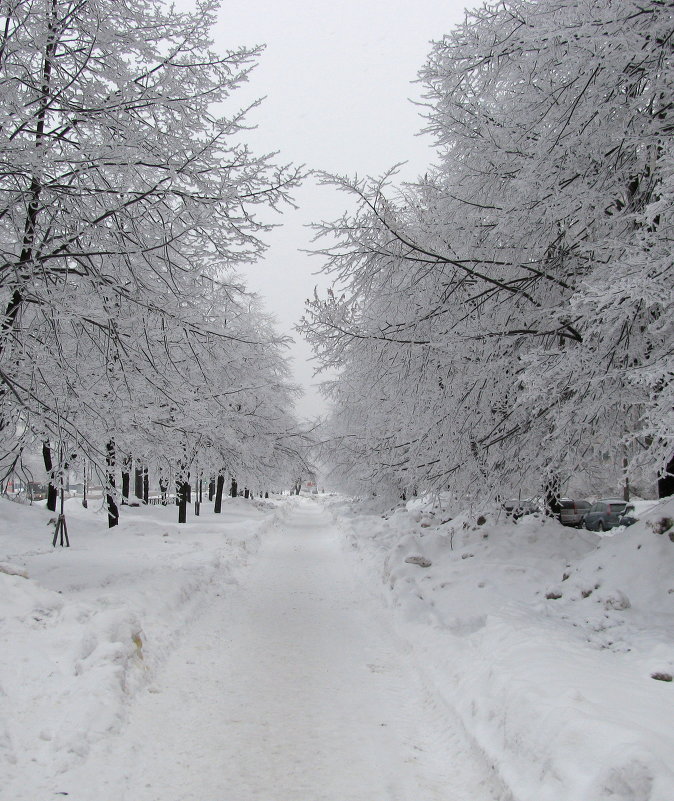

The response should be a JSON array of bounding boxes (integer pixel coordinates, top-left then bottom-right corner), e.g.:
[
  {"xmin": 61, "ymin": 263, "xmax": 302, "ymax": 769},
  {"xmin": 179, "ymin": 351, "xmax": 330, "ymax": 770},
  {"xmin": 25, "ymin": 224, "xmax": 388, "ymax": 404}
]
[{"xmin": 143, "ymin": 466, "xmax": 149, "ymax": 504}]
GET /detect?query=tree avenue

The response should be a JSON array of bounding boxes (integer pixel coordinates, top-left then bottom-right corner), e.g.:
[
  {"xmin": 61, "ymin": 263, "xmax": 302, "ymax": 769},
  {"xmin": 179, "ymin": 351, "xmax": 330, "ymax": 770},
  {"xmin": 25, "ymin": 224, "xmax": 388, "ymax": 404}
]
[
  {"xmin": 302, "ymin": 0, "xmax": 673, "ymax": 504},
  {"xmin": 0, "ymin": 0, "xmax": 309, "ymax": 522}
]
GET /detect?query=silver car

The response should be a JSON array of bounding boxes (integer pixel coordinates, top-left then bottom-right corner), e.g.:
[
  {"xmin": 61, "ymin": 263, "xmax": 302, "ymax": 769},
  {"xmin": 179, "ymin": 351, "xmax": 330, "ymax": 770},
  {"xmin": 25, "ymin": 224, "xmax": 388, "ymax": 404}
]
[
  {"xmin": 558, "ymin": 498, "xmax": 592, "ymax": 527},
  {"xmin": 583, "ymin": 499, "xmax": 633, "ymax": 531}
]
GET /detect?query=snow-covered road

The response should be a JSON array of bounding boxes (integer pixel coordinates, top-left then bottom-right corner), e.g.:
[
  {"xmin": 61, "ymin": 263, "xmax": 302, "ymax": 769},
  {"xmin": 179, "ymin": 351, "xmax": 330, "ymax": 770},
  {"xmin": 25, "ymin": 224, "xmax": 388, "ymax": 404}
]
[{"xmin": 64, "ymin": 498, "xmax": 506, "ymax": 800}]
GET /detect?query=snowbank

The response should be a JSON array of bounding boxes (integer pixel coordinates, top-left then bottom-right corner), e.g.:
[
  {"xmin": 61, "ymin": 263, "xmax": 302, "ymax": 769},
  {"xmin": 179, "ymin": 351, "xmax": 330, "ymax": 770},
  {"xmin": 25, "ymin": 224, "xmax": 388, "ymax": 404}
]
[
  {"xmin": 328, "ymin": 494, "xmax": 674, "ymax": 801},
  {"xmin": 0, "ymin": 494, "xmax": 277, "ymax": 795}
]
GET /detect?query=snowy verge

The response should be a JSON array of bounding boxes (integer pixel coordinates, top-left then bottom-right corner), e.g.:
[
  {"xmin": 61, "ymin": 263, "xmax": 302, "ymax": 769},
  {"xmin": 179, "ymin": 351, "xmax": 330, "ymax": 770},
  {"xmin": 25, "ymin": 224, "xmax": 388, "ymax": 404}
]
[
  {"xmin": 325, "ymin": 494, "xmax": 674, "ymax": 801},
  {"xmin": 0, "ymin": 494, "xmax": 278, "ymax": 790}
]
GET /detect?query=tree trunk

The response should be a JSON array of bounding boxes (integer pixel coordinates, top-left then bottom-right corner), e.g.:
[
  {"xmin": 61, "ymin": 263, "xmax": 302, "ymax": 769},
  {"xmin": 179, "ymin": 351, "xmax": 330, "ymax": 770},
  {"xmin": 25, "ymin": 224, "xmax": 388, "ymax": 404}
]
[
  {"xmin": 143, "ymin": 466, "xmax": 149, "ymax": 504},
  {"xmin": 230, "ymin": 478, "xmax": 238, "ymax": 498},
  {"xmin": 177, "ymin": 480, "xmax": 189, "ymax": 524},
  {"xmin": 208, "ymin": 478, "xmax": 216, "ymax": 501},
  {"xmin": 194, "ymin": 477, "xmax": 202, "ymax": 516},
  {"xmin": 106, "ymin": 440, "xmax": 118, "ymax": 528},
  {"xmin": 659, "ymin": 454, "xmax": 674, "ymax": 499},
  {"xmin": 42, "ymin": 441, "xmax": 58, "ymax": 512},
  {"xmin": 544, "ymin": 472, "xmax": 561, "ymax": 517},
  {"xmin": 214, "ymin": 474, "xmax": 225, "ymax": 513},
  {"xmin": 134, "ymin": 464, "xmax": 143, "ymax": 501},
  {"xmin": 0, "ymin": 0, "xmax": 58, "ymax": 365},
  {"xmin": 159, "ymin": 476, "xmax": 168, "ymax": 505},
  {"xmin": 82, "ymin": 458, "xmax": 88, "ymax": 508},
  {"xmin": 622, "ymin": 453, "xmax": 630, "ymax": 502},
  {"xmin": 121, "ymin": 454, "xmax": 131, "ymax": 504}
]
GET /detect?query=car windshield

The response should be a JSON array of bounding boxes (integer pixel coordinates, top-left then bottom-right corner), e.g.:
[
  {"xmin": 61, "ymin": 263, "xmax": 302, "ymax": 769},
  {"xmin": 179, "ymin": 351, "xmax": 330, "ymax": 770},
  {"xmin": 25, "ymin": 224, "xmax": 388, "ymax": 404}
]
[{"xmin": 590, "ymin": 503, "xmax": 605, "ymax": 513}]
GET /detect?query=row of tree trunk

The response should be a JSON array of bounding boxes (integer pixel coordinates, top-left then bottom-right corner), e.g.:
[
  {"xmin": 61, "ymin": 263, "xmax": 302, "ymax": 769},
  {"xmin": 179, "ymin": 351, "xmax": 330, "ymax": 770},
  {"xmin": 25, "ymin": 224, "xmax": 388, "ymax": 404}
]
[{"xmin": 41, "ymin": 441, "xmax": 261, "ymax": 528}]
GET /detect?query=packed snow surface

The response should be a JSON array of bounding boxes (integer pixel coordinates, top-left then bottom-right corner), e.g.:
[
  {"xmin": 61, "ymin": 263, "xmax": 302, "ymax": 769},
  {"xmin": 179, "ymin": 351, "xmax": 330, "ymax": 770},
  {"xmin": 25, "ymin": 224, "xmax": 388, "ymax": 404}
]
[{"xmin": 1, "ymin": 492, "xmax": 673, "ymax": 800}]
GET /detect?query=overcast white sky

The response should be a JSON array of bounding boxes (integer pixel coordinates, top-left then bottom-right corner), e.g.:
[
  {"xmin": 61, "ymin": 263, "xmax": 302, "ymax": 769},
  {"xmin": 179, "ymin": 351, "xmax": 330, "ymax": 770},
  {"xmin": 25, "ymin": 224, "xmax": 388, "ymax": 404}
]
[{"xmin": 193, "ymin": 0, "xmax": 475, "ymax": 419}]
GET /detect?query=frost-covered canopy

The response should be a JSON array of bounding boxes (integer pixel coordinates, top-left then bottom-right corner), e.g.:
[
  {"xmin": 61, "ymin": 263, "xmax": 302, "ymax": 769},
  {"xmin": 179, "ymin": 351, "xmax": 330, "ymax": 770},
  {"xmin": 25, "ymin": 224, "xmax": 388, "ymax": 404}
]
[
  {"xmin": 0, "ymin": 0, "xmax": 307, "ymax": 491},
  {"xmin": 302, "ymin": 0, "xmax": 673, "ymax": 501}
]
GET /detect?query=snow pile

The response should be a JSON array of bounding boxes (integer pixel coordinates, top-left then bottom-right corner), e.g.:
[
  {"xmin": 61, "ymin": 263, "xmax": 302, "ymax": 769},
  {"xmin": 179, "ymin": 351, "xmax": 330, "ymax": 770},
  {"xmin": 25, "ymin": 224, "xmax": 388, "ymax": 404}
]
[
  {"xmin": 0, "ymin": 495, "xmax": 275, "ymax": 794},
  {"xmin": 328, "ymin": 494, "xmax": 674, "ymax": 801}
]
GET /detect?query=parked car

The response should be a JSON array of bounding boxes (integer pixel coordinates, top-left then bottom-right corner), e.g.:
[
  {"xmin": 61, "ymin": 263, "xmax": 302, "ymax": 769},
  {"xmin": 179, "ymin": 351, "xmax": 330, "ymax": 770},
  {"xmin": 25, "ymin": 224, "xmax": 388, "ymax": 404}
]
[
  {"xmin": 503, "ymin": 497, "xmax": 540, "ymax": 519},
  {"xmin": 583, "ymin": 499, "xmax": 634, "ymax": 531},
  {"xmin": 26, "ymin": 481, "xmax": 49, "ymax": 501},
  {"xmin": 617, "ymin": 506, "xmax": 638, "ymax": 527},
  {"xmin": 558, "ymin": 498, "xmax": 592, "ymax": 527}
]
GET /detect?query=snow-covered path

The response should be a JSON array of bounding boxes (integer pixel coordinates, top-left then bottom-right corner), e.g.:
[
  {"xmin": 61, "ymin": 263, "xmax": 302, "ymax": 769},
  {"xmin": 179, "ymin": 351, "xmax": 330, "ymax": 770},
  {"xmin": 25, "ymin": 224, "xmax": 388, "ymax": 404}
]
[{"xmin": 64, "ymin": 498, "xmax": 505, "ymax": 801}]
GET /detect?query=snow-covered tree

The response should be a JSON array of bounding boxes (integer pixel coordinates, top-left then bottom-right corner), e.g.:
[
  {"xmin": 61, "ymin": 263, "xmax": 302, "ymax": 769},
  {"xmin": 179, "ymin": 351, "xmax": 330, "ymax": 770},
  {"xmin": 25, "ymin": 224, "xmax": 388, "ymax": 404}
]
[
  {"xmin": 0, "ymin": 0, "xmax": 307, "ymax": 519},
  {"xmin": 303, "ymin": 0, "xmax": 673, "ymax": 504}
]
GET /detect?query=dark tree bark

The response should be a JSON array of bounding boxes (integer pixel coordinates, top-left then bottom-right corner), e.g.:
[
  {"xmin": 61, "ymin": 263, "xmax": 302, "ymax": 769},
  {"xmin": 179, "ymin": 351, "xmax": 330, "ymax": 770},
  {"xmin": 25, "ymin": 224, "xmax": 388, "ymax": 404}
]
[
  {"xmin": 82, "ymin": 459, "xmax": 88, "ymax": 508},
  {"xmin": 214, "ymin": 474, "xmax": 225, "ymax": 513},
  {"xmin": 143, "ymin": 467, "xmax": 149, "ymax": 504},
  {"xmin": 42, "ymin": 441, "xmax": 58, "ymax": 512},
  {"xmin": 208, "ymin": 478, "xmax": 215, "ymax": 501},
  {"xmin": 0, "ymin": 0, "xmax": 58, "ymax": 364},
  {"xmin": 134, "ymin": 464, "xmax": 143, "ymax": 501},
  {"xmin": 544, "ymin": 473, "xmax": 561, "ymax": 517},
  {"xmin": 159, "ymin": 475, "xmax": 168, "ymax": 505},
  {"xmin": 121, "ymin": 454, "xmax": 131, "ymax": 504},
  {"xmin": 194, "ymin": 477, "xmax": 202, "ymax": 516},
  {"xmin": 230, "ymin": 478, "xmax": 238, "ymax": 498},
  {"xmin": 106, "ymin": 440, "xmax": 118, "ymax": 528},
  {"xmin": 659, "ymin": 454, "xmax": 674, "ymax": 499},
  {"xmin": 177, "ymin": 480, "xmax": 189, "ymax": 523}
]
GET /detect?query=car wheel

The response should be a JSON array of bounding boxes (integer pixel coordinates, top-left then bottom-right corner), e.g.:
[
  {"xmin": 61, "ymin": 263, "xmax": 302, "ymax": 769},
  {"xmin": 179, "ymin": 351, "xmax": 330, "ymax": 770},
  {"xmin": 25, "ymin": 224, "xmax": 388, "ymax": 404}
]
[{"xmin": 597, "ymin": 521, "xmax": 605, "ymax": 532}]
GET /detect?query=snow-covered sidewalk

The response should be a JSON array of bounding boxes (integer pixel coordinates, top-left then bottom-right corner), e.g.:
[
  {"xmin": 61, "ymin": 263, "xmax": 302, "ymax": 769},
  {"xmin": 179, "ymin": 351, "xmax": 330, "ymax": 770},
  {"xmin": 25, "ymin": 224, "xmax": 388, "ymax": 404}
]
[
  {"xmin": 3, "ymin": 492, "xmax": 674, "ymax": 801},
  {"xmin": 2, "ymin": 495, "xmax": 508, "ymax": 801}
]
